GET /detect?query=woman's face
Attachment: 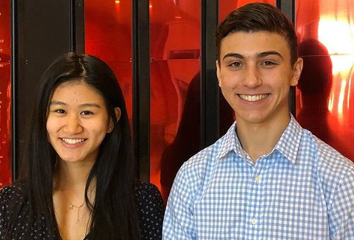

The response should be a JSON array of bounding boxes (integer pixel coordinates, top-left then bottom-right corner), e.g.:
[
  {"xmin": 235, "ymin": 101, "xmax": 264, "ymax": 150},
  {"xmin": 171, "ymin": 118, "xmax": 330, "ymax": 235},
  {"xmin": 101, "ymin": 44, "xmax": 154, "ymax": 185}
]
[{"xmin": 46, "ymin": 81, "xmax": 114, "ymax": 165}]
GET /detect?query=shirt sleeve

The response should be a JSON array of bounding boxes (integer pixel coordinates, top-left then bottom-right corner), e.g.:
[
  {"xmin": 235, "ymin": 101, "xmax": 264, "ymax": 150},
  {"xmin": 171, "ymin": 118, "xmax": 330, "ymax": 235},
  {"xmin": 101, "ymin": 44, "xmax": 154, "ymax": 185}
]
[
  {"xmin": 163, "ymin": 163, "xmax": 196, "ymax": 240},
  {"xmin": 328, "ymin": 170, "xmax": 354, "ymax": 239}
]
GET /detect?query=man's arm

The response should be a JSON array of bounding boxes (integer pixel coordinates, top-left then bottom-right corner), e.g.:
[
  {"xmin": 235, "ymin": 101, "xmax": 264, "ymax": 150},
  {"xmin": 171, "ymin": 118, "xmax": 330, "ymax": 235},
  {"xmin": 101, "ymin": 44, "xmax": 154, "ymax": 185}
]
[
  {"xmin": 328, "ymin": 171, "xmax": 354, "ymax": 239},
  {"xmin": 162, "ymin": 164, "xmax": 197, "ymax": 240}
]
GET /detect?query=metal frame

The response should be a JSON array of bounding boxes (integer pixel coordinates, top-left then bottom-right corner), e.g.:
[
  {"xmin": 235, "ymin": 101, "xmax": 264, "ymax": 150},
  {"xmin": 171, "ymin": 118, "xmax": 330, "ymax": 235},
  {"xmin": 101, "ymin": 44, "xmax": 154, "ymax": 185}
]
[
  {"xmin": 201, "ymin": 0, "xmax": 220, "ymax": 147},
  {"xmin": 70, "ymin": 0, "xmax": 85, "ymax": 54},
  {"xmin": 132, "ymin": 0, "xmax": 150, "ymax": 181},
  {"xmin": 11, "ymin": 0, "xmax": 19, "ymax": 180},
  {"xmin": 11, "ymin": 0, "xmax": 72, "ymax": 179},
  {"xmin": 277, "ymin": 0, "xmax": 296, "ymax": 115}
]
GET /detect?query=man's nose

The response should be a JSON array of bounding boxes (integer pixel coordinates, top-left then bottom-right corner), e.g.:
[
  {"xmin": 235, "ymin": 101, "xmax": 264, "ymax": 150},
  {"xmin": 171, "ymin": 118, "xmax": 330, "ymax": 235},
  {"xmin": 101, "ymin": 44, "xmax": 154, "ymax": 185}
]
[{"xmin": 242, "ymin": 65, "xmax": 262, "ymax": 88}]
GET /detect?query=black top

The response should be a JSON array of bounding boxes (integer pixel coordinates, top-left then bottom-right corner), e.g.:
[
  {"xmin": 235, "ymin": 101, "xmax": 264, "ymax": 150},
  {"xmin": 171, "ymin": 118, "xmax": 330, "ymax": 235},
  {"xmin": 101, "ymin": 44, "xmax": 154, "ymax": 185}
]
[{"xmin": 0, "ymin": 180, "xmax": 164, "ymax": 240}]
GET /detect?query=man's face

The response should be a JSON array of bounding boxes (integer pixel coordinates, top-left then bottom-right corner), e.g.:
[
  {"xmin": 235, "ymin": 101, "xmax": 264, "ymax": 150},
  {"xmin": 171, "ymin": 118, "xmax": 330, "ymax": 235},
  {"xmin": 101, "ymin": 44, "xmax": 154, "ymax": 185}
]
[{"xmin": 216, "ymin": 31, "xmax": 303, "ymax": 126}]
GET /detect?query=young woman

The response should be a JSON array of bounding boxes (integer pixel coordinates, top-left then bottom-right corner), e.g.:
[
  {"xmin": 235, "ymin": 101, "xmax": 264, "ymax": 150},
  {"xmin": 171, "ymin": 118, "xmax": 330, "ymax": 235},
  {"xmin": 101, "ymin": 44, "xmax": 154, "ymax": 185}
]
[{"xmin": 0, "ymin": 52, "xmax": 164, "ymax": 240}]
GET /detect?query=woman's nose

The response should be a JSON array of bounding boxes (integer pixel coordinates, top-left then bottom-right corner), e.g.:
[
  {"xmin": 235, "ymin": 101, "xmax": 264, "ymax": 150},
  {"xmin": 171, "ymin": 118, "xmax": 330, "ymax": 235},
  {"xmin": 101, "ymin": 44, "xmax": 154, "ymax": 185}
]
[{"xmin": 64, "ymin": 114, "xmax": 83, "ymax": 133}]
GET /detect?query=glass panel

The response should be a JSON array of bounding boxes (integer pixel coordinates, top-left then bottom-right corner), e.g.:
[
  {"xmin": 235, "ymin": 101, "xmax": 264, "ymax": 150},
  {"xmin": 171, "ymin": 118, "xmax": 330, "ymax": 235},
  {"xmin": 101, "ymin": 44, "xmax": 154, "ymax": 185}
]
[
  {"xmin": 150, "ymin": 0, "xmax": 201, "ymax": 203},
  {"xmin": 296, "ymin": 0, "xmax": 354, "ymax": 161},
  {"xmin": 85, "ymin": 0, "xmax": 133, "ymax": 121},
  {"xmin": 0, "ymin": 0, "xmax": 12, "ymax": 188}
]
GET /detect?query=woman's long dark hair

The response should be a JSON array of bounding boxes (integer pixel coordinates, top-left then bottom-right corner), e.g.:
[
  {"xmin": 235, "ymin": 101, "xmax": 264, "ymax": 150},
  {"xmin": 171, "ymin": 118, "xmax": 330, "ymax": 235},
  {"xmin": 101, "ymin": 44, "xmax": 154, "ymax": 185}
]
[{"xmin": 20, "ymin": 52, "xmax": 140, "ymax": 239}]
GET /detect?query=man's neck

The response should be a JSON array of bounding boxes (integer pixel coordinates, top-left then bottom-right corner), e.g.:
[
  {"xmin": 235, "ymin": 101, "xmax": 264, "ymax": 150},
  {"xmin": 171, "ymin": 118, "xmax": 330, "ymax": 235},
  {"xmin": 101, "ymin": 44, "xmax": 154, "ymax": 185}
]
[{"xmin": 236, "ymin": 114, "xmax": 291, "ymax": 162}]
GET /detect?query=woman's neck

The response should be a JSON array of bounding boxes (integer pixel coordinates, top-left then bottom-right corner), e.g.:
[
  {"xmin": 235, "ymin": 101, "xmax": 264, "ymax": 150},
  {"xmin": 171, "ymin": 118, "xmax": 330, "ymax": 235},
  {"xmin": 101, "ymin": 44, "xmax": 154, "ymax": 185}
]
[
  {"xmin": 53, "ymin": 160, "xmax": 96, "ymax": 240},
  {"xmin": 54, "ymin": 159, "xmax": 94, "ymax": 190}
]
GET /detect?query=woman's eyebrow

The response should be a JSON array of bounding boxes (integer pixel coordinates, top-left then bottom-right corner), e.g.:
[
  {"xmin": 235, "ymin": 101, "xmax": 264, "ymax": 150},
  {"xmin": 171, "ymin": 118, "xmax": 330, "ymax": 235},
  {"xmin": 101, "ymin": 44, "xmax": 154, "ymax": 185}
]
[{"xmin": 49, "ymin": 101, "xmax": 101, "ymax": 108}]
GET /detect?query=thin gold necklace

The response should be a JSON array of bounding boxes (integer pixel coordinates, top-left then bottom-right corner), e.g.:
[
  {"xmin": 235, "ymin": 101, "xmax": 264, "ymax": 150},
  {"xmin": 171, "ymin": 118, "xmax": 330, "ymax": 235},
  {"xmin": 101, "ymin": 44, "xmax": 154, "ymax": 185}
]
[{"xmin": 69, "ymin": 201, "xmax": 85, "ymax": 223}]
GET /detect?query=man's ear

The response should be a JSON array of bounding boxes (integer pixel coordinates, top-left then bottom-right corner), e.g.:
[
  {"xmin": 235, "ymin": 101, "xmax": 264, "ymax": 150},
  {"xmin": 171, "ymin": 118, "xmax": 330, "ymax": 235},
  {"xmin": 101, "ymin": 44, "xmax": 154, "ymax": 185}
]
[
  {"xmin": 216, "ymin": 60, "xmax": 221, "ymax": 87},
  {"xmin": 291, "ymin": 58, "xmax": 303, "ymax": 87},
  {"xmin": 107, "ymin": 107, "xmax": 121, "ymax": 133}
]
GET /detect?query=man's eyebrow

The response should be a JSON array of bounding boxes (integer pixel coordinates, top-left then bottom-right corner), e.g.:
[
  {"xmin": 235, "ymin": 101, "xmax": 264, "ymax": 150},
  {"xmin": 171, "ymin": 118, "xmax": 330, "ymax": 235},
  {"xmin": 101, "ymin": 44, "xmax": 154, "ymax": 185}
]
[
  {"xmin": 222, "ymin": 51, "xmax": 284, "ymax": 61},
  {"xmin": 257, "ymin": 51, "xmax": 283, "ymax": 59},
  {"xmin": 222, "ymin": 53, "xmax": 244, "ymax": 60}
]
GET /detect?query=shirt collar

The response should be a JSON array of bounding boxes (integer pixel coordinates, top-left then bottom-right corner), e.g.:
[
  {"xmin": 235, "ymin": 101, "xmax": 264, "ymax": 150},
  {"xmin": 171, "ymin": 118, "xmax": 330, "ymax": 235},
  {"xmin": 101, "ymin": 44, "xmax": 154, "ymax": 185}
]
[
  {"xmin": 216, "ymin": 122, "xmax": 244, "ymax": 160},
  {"xmin": 216, "ymin": 114, "xmax": 302, "ymax": 164},
  {"xmin": 274, "ymin": 114, "xmax": 302, "ymax": 164}
]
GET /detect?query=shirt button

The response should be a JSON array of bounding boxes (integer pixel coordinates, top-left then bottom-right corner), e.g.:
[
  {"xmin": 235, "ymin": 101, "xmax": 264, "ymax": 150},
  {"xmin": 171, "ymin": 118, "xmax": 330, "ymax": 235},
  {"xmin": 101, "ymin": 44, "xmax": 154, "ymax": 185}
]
[
  {"xmin": 250, "ymin": 218, "xmax": 257, "ymax": 225},
  {"xmin": 255, "ymin": 175, "xmax": 261, "ymax": 183}
]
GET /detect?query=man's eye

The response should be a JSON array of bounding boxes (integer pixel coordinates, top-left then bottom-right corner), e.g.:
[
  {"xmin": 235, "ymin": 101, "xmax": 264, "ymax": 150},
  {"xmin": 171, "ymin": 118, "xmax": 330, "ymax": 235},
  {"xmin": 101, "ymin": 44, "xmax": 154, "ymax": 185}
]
[
  {"xmin": 228, "ymin": 62, "xmax": 242, "ymax": 67},
  {"xmin": 261, "ymin": 61, "xmax": 276, "ymax": 66}
]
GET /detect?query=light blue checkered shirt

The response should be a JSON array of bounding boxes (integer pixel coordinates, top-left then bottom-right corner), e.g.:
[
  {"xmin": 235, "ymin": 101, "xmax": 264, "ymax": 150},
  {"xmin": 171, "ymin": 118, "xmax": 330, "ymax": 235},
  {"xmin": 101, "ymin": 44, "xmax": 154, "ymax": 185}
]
[{"xmin": 163, "ymin": 115, "xmax": 354, "ymax": 239}]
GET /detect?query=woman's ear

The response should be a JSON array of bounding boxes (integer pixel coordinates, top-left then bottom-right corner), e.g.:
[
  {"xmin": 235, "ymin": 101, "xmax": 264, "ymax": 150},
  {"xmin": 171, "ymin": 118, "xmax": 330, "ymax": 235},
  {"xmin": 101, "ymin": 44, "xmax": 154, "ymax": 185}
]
[
  {"xmin": 107, "ymin": 107, "xmax": 121, "ymax": 133},
  {"xmin": 114, "ymin": 107, "xmax": 121, "ymax": 121}
]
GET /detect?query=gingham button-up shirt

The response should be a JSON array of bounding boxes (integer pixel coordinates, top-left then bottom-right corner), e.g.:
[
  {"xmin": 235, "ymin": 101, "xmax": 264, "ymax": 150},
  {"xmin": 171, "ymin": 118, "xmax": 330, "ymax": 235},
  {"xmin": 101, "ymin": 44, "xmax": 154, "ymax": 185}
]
[{"xmin": 163, "ymin": 115, "xmax": 354, "ymax": 240}]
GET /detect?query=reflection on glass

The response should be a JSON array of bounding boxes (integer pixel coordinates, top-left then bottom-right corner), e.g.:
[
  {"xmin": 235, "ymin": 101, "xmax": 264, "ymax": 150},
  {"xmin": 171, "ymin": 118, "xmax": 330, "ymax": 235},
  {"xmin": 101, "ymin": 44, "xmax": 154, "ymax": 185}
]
[
  {"xmin": 219, "ymin": 0, "xmax": 276, "ymax": 22},
  {"xmin": 0, "ymin": 0, "xmax": 12, "ymax": 188},
  {"xmin": 297, "ymin": 39, "xmax": 333, "ymax": 143},
  {"xmin": 85, "ymin": 0, "xmax": 133, "ymax": 120},
  {"xmin": 149, "ymin": 0, "xmax": 201, "ymax": 203},
  {"xmin": 296, "ymin": 0, "xmax": 354, "ymax": 161}
]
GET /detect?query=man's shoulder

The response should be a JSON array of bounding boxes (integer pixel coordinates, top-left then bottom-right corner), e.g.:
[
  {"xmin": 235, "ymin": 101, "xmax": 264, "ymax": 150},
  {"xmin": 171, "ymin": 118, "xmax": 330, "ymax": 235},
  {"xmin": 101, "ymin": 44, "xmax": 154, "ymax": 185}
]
[
  {"xmin": 176, "ymin": 131, "xmax": 233, "ymax": 185},
  {"xmin": 313, "ymin": 135, "xmax": 354, "ymax": 172},
  {"xmin": 308, "ymin": 135, "xmax": 354, "ymax": 193},
  {"xmin": 182, "ymin": 133, "xmax": 229, "ymax": 169}
]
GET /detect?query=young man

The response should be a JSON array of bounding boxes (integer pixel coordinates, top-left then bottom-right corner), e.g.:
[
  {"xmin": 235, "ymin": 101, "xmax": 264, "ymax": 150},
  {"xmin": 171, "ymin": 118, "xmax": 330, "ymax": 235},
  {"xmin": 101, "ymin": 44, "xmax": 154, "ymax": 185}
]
[{"xmin": 162, "ymin": 3, "xmax": 354, "ymax": 239}]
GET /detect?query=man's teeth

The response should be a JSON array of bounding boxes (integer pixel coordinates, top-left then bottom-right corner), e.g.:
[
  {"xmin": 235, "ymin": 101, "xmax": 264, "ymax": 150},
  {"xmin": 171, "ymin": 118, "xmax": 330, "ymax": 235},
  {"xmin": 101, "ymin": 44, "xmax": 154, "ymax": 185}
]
[
  {"xmin": 239, "ymin": 94, "xmax": 268, "ymax": 102},
  {"xmin": 61, "ymin": 138, "xmax": 86, "ymax": 144}
]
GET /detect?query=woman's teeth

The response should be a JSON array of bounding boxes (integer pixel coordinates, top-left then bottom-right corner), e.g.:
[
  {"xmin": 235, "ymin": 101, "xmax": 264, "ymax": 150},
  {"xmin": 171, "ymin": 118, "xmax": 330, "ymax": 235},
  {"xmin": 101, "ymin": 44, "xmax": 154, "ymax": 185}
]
[{"xmin": 61, "ymin": 138, "xmax": 86, "ymax": 144}]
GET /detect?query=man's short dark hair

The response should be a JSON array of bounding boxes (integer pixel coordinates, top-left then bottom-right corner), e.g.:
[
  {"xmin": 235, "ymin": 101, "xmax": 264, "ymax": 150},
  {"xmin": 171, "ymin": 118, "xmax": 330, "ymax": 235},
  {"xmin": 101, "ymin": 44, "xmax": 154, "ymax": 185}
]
[{"xmin": 215, "ymin": 3, "xmax": 298, "ymax": 65}]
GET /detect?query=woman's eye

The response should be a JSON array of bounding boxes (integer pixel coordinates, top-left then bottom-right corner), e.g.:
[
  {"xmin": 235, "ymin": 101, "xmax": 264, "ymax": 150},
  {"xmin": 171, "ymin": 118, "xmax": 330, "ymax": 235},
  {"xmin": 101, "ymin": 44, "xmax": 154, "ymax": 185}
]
[
  {"xmin": 81, "ymin": 111, "xmax": 93, "ymax": 116},
  {"xmin": 54, "ymin": 109, "xmax": 65, "ymax": 114}
]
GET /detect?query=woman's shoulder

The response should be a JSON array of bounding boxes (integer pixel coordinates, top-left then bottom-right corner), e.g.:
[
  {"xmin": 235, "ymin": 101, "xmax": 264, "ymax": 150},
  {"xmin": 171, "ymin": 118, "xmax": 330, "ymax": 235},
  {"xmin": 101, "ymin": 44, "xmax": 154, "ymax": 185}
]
[
  {"xmin": 134, "ymin": 181, "xmax": 164, "ymax": 211},
  {"xmin": 0, "ymin": 179, "xmax": 27, "ymax": 230},
  {"xmin": 135, "ymin": 181, "xmax": 162, "ymax": 200},
  {"xmin": 134, "ymin": 181, "xmax": 164, "ymax": 240},
  {"xmin": 0, "ymin": 179, "xmax": 27, "ymax": 204}
]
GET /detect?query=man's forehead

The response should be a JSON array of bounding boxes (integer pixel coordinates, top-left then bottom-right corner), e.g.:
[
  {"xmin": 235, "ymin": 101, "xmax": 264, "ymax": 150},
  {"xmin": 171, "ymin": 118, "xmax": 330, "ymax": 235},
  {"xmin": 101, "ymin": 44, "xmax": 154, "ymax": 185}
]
[{"xmin": 219, "ymin": 31, "xmax": 290, "ymax": 59}]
